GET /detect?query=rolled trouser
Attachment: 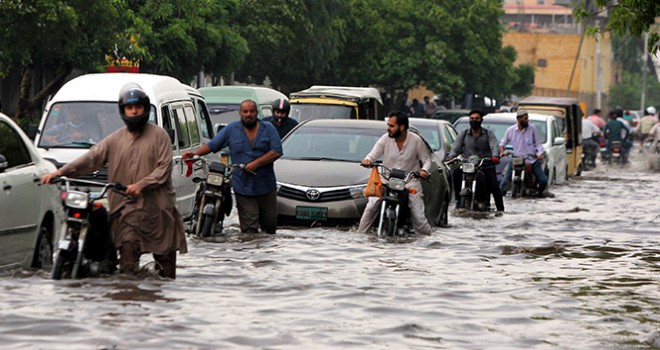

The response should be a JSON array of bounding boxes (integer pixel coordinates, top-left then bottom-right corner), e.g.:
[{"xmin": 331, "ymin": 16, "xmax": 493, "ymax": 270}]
[
  {"xmin": 153, "ymin": 250, "xmax": 176, "ymax": 279},
  {"xmin": 235, "ymin": 190, "xmax": 278, "ymax": 234},
  {"xmin": 119, "ymin": 240, "xmax": 140, "ymax": 274}
]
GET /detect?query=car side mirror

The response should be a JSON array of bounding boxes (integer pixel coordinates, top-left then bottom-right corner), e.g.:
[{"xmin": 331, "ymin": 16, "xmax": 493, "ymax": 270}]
[
  {"xmin": 0, "ymin": 154, "xmax": 7, "ymax": 173},
  {"xmin": 164, "ymin": 128, "xmax": 175, "ymax": 144},
  {"xmin": 26, "ymin": 124, "xmax": 39, "ymax": 141},
  {"xmin": 215, "ymin": 123, "xmax": 225, "ymax": 134},
  {"xmin": 553, "ymin": 137, "xmax": 565, "ymax": 146}
]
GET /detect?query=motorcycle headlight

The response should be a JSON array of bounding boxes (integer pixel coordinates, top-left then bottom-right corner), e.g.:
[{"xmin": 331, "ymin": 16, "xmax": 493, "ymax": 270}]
[
  {"xmin": 206, "ymin": 173, "xmax": 224, "ymax": 186},
  {"xmin": 388, "ymin": 179, "xmax": 406, "ymax": 191},
  {"xmin": 462, "ymin": 163, "xmax": 475, "ymax": 173},
  {"xmin": 64, "ymin": 191, "xmax": 88, "ymax": 209},
  {"xmin": 350, "ymin": 185, "xmax": 366, "ymax": 199}
]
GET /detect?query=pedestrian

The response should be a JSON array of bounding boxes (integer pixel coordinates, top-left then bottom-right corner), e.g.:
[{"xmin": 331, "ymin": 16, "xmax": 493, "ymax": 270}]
[
  {"xmin": 447, "ymin": 109, "xmax": 504, "ymax": 211},
  {"xmin": 263, "ymin": 98, "xmax": 298, "ymax": 139},
  {"xmin": 41, "ymin": 83, "xmax": 187, "ymax": 279},
  {"xmin": 424, "ymin": 95, "xmax": 437, "ymax": 117},
  {"xmin": 588, "ymin": 108, "xmax": 606, "ymax": 130},
  {"xmin": 182, "ymin": 99, "xmax": 283, "ymax": 234},
  {"xmin": 357, "ymin": 111, "xmax": 433, "ymax": 235},
  {"xmin": 411, "ymin": 98, "xmax": 426, "ymax": 118},
  {"xmin": 499, "ymin": 109, "xmax": 548, "ymax": 197}
]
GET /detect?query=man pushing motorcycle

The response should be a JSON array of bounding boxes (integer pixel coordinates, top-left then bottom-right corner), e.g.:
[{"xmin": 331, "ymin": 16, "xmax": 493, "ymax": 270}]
[
  {"xmin": 499, "ymin": 109, "xmax": 547, "ymax": 198},
  {"xmin": 41, "ymin": 83, "xmax": 187, "ymax": 279},
  {"xmin": 447, "ymin": 109, "xmax": 504, "ymax": 212},
  {"xmin": 357, "ymin": 111, "xmax": 433, "ymax": 235}
]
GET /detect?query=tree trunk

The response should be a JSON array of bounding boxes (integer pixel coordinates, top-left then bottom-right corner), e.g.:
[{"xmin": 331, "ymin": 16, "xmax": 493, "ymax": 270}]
[
  {"xmin": 16, "ymin": 65, "xmax": 33, "ymax": 122},
  {"xmin": 16, "ymin": 63, "xmax": 73, "ymax": 124}
]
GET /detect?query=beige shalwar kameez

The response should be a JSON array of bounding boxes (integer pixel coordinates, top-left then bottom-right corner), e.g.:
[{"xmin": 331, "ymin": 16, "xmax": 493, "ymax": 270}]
[{"xmin": 59, "ymin": 123, "xmax": 187, "ymax": 257}]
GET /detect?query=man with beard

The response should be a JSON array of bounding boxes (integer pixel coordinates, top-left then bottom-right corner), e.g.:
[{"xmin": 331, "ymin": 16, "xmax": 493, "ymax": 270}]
[
  {"xmin": 447, "ymin": 109, "xmax": 504, "ymax": 211},
  {"xmin": 41, "ymin": 83, "xmax": 187, "ymax": 279},
  {"xmin": 499, "ymin": 109, "xmax": 547, "ymax": 197},
  {"xmin": 357, "ymin": 111, "xmax": 433, "ymax": 235},
  {"xmin": 183, "ymin": 99, "xmax": 282, "ymax": 234}
]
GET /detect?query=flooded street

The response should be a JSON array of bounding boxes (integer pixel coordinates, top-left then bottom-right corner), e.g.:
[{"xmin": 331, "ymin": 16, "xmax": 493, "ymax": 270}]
[{"xmin": 1, "ymin": 151, "xmax": 659, "ymax": 350}]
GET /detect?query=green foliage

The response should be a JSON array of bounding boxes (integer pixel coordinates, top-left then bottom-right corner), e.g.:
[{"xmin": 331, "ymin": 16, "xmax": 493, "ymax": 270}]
[
  {"xmin": 574, "ymin": 0, "xmax": 659, "ymax": 55},
  {"xmin": 608, "ymin": 70, "xmax": 660, "ymax": 110}
]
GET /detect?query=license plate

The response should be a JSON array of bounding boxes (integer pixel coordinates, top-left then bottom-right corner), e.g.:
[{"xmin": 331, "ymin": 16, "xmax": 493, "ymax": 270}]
[
  {"xmin": 58, "ymin": 239, "xmax": 71, "ymax": 250},
  {"xmin": 295, "ymin": 206, "xmax": 328, "ymax": 221}
]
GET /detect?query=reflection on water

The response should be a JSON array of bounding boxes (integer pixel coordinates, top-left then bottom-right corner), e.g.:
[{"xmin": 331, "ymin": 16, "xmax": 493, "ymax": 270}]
[{"xmin": 0, "ymin": 152, "xmax": 659, "ymax": 349}]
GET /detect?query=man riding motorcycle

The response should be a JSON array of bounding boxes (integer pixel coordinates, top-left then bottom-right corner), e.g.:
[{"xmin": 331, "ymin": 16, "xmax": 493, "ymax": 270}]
[
  {"xmin": 447, "ymin": 109, "xmax": 504, "ymax": 212},
  {"xmin": 499, "ymin": 109, "xmax": 547, "ymax": 198}
]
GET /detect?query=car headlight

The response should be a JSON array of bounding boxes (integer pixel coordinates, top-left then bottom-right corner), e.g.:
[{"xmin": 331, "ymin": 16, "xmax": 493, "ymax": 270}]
[
  {"xmin": 206, "ymin": 173, "xmax": 224, "ymax": 186},
  {"xmin": 350, "ymin": 185, "xmax": 367, "ymax": 199},
  {"xmin": 64, "ymin": 191, "xmax": 88, "ymax": 209}
]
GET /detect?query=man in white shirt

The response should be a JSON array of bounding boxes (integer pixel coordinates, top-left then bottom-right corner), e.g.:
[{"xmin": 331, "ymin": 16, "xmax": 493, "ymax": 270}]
[
  {"xmin": 358, "ymin": 111, "xmax": 433, "ymax": 235},
  {"xmin": 582, "ymin": 115, "xmax": 601, "ymax": 167}
]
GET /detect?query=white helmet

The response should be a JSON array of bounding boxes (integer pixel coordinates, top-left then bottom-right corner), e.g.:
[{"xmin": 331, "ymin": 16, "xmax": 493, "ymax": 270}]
[{"xmin": 646, "ymin": 106, "xmax": 656, "ymax": 115}]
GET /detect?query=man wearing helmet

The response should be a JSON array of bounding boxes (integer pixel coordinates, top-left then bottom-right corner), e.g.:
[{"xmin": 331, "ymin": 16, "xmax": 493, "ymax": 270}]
[
  {"xmin": 264, "ymin": 98, "xmax": 298, "ymax": 139},
  {"xmin": 41, "ymin": 83, "xmax": 187, "ymax": 279},
  {"xmin": 182, "ymin": 99, "xmax": 283, "ymax": 234}
]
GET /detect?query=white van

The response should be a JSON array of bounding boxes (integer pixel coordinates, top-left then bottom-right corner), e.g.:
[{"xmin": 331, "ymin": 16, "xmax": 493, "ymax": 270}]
[{"xmin": 33, "ymin": 73, "xmax": 214, "ymax": 218}]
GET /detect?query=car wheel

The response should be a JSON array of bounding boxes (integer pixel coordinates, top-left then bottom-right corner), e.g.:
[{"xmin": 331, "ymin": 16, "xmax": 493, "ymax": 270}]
[{"xmin": 31, "ymin": 225, "xmax": 53, "ymax": 269}]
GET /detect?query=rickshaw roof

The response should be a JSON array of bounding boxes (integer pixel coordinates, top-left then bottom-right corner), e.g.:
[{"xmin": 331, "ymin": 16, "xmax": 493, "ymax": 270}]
[{"xmin": 519, "ymin": 96, "xmax": 580, "ymax": 106}]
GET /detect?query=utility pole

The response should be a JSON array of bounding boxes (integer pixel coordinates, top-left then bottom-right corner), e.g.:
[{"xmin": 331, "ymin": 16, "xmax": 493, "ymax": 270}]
[
  {"xmin": 595, "ymin": 19, "xmax": 602, "ymax": 109},
  {"xmin": 641, "ymin": 32, "xmax": 649, "ymax": 112}
]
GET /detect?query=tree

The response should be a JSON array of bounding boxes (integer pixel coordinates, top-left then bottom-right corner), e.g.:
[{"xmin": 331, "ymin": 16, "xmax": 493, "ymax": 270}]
[
  {"xmin": 0, "ymin": 0, "xmax": 121, "ymax": 122},
  {"xmin": 125, "ymin": 0, "xmax": 247, "ymax": 84},
  {"xmin": 574, "ymin": 0, "xmax": 659, "ymax": 55},
  {"xmin": 608, "ymin": 70, "xmax": 660, "ymax": 109}
]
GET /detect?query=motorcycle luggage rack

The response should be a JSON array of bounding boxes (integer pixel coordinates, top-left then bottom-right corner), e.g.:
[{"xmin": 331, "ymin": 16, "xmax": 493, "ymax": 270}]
[{"xmin": 389, "ymin": 168, "xmax": 406, "ymax": 179}]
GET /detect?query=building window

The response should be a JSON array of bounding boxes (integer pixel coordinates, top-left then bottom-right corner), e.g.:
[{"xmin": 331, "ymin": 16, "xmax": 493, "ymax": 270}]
[{"xmin": 537, "ymin": 59, "xmax": 547, "ymax": 67}]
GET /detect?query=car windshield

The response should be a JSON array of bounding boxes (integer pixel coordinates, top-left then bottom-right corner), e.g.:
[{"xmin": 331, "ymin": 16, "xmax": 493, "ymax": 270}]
[
  {"xmin": 413, "ymin": 124, "xmax": 441, "ymax": 152},
  {"xmin": 38, "ymin": 102, "xmax": 156, "ymax": 148},
  {"xmin": 290, "ymin": 104, "xmax": 355, "ymax": 122},
  {"xmin": 454, "ymin": 119, "xmax": 547, "ymax": 143},
  {"xmin": 207, "ymin": 103, "xmax": 240, "ymax": 115},
  {"xmin": 282, "ymin": 125, "xmax": 383, "ymax": 162}
]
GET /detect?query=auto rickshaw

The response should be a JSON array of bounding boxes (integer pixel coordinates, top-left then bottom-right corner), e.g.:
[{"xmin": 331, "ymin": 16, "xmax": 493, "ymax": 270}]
[{"xmin": 517, "ymin": 96, "xmax": 584, "ymax": 176}]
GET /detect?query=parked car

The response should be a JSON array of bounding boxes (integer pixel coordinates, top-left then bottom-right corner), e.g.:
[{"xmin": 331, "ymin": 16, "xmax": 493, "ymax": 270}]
[
  {"xmin": 454, "ymin": 113, "xmax": 568, "ymax": 187},
  {"xmin": 0, "ymin": 113, "xmax": 62, "ymax": 272},
  {"xmin": 274, "ymin": 119, "xmax": 451, "ymax": 227}
]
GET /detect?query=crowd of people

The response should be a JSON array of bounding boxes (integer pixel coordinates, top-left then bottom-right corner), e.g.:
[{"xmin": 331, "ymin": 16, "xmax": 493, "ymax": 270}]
[{"xmin": 38, "ymin": 81, "xmax": 660, "ymax": 278}]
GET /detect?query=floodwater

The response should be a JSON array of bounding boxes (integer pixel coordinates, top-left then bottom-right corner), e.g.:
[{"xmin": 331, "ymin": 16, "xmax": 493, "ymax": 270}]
[{"xmin": 1, "ymin": 151, "xmax": 659, "ymax": 350}]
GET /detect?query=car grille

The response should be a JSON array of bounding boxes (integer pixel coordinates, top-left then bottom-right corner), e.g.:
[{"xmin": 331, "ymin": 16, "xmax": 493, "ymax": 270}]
[{"xmin": 278, "ymin": 185, "xmax": 352, "ymax": 202}]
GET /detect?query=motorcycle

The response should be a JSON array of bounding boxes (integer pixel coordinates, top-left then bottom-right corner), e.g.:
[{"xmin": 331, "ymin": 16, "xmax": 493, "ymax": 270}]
[
  {"xmin": 447, "ymin": 155, "xmax": 491, "ymax": 212},
  {"xmin": 364, "ymin": 163, "xmax": 425, "ymax": 237},
  {"xmin": 51, "ymin": 177, "xmax": 130, "ymax": 280},
  {"xmin": 504, "ymin": 152, "xmax": 541, "ymax": 198},
  {"xmin": 185, "ymin": 156, "xmax": 249, "ymax": 237},
  {"xmin": 607, "ymin": 140, "xmax": 624, "ymax": 166}
]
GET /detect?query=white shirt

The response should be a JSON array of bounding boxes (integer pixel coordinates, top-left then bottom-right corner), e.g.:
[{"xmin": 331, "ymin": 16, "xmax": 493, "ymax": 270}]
[
  {"xmin": 582, "ymin": 118, "xmax": 600, "ymax": 139},
  {"xmin": 366, "ymin": 131, "xmax": 432, "ymax": 176}
]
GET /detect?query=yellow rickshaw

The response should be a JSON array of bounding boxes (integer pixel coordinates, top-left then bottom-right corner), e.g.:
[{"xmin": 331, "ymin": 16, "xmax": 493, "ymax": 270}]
[{"xmin": 517, "ymin": 96, "xmax": 584, "ymax": 176}]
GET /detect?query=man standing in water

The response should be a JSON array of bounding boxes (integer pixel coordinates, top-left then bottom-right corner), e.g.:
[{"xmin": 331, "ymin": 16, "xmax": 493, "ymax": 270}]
[
  {"xmin": 183, "ymin": 100, "xmax": 283, "ymax": 234},
  {"xmin": 42, "ymin": 83, "xmax": 187, "ymax": 279}
]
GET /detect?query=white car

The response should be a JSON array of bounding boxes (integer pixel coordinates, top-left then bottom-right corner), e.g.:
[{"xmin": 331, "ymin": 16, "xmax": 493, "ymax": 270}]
[
  {"xmin": 0, "ymin": 113, "xmax": 62, "ymax": 271},
  {"xmin": 454, "ymin": 112, "xmax": 568, "ymax": 186}
]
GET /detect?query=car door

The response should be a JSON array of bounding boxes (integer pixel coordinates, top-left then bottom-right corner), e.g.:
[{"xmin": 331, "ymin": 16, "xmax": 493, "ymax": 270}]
[{"xmin": 0, "ymin": 120, "xmax": 44, "ymax": 268}]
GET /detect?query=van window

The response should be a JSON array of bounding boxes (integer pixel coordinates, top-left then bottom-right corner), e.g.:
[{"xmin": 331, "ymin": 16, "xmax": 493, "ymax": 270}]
[
  {"xmin": 161, "ymin": 106, "xmax": 176, "ymax": 147},
  {"xmin": 261, "ymin": 106, "xmax": 273, "ymax": 118},
  {"xmin": 194, "ymin": 99, "xmax": 213, "ymax": 139},
  {"xmin": 173, "ymin": 107, "xmax": 190, "ymax": 149},
  {"xmin": 184, "ymin": 105, "xmax": 200, "ymax": 146}
]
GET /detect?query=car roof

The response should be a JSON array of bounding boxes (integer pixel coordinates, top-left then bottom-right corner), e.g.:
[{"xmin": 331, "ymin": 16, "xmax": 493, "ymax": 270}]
[
  {"xmin": 297, "ymin": 118, "xmax": 385, "ymax": 129},
  {"xmin": 410, "ymin": 117, "xmax": 453, "ymax": 126},
  {"xmin": 50, "ymin": 73, "xmax": 190, "ymax": 105},
  {"xmin": 198, "ymin": 86, "xmax": 286, "ymax": 104}
]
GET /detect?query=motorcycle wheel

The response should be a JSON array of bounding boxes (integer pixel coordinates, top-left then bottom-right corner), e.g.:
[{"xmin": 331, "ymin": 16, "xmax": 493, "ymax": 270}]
[
  {"xmin": 511, "ymin": 182, "xmax": 520, "ymax": 198},
  {"xmin": 385, "ymin": 207, "xmax": 397, "ymax": 236},
  {"xmin": 200, "ymin": 214, "xmax": 213, "ymax": 238},
  {"xmin": 52, "ymin": 253, "xmax": 66, "ymax": 280},
  {"xmin": 194, "ymin": 196, "xmax": 207, "ymax": 237},
  {"xmin": 436, "ymin": 195, "xmax": 449, "ymax": 227}
]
